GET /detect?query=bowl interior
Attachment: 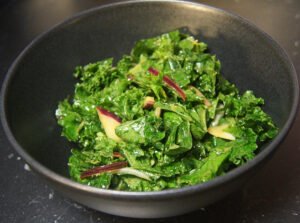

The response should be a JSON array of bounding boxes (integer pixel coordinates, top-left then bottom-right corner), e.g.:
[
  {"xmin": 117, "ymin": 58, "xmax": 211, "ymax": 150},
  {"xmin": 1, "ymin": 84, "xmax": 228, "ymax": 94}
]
[{"xmin": 2, "ymin": 1, "xmax": 297, "ymax": 178}]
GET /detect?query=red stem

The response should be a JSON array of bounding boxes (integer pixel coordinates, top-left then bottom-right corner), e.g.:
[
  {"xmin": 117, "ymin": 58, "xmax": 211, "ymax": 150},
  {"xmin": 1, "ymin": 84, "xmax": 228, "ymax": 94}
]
[
  {"xmin": 148, "ymin": 67, "xmax": 186, "ymax": 101},
  {"xmin": 96, "ymin": 107, "xmax": 122, "ymax": 123},
  {"xmin": 148, "ymin": 67, "xmax": 159, "ymax": 76},
  {"xmin": 163, "ymin": 75, "xmax": 186, "ymax": 101},
  {"xmin": 80, "ymin": 161, "xmax": 128, "ymax": 179}
]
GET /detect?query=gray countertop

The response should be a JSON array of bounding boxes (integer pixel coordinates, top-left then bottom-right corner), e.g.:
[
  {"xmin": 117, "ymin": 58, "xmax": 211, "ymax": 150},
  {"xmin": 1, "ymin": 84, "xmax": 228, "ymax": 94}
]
[{"xmin": 0, "ymin": 0, "xmax": 299, "ymax": 222}]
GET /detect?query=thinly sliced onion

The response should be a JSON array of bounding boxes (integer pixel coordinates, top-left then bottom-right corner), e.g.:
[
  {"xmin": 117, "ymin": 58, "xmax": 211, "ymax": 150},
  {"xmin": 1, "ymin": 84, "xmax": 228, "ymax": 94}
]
[{"xmin": 207, "ymin": 124, "xmax": 235, "ymax": 140}]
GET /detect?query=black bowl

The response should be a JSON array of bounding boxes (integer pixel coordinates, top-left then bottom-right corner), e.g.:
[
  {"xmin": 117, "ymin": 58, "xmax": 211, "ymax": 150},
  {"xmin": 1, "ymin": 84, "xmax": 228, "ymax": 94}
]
[{"xmin": 1, "ymin": 0, "xmax": 298, "ymax": 218}]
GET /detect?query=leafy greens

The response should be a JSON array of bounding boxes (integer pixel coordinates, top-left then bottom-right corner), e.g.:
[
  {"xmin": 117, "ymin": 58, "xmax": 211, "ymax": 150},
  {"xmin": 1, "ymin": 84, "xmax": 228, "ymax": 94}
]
[{"xmin": 56, "ymin": 31, "xmax": 278, "ymax": 191}]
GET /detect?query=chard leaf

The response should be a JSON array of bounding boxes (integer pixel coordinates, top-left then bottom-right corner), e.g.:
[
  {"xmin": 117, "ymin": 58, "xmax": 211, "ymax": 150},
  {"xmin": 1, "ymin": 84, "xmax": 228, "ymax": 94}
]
[
  {"xmin": 190, "ymin": 105, "xmax": 207, "ymax": 140},
  {"xmin": 179, "ymin": 147, "xmax": 231, "ymax": 185},
  {"xmin": 116, "ymin": 115, "xmax": 165, "ymax": 145},
  {"xmin": 175, "ymin": 121, "xmax": 193, "ymax": 153},
  {"xmin": 56, "ymin": 30, "xmax": 278, "ymax": 191}
]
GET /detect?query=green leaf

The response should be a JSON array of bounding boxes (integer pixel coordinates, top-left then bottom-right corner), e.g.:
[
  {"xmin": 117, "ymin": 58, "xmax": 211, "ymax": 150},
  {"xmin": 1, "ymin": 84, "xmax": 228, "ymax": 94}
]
[
  {"xmin": 239, "ymin": 107, "xmax": 278, "ymax": 141},
  {"xmin": 56, "ymin": 100, "xmax": 83, "ymax": 141},
  {"xmin": 116, "ymin": 115, "xmax": 165, "ymax": 145},
  {"xmin": 74, "ymin": 58, "xmax": 117, "ymax": 96},
  {"xmin": 94, "ymin": 132, "xmax": 117, "ymax": 158},
  {"xmin": 68, "ymin": 149, "xmax": 112, "ymax": 189},
  {"xmin": 179, "ymin": 147, "xmax": 231, "ymax": 185},
  {"xmin": 175, "ymin": 121, "xmax": 193, "ymax": 153},
  {"xmin": 190, "ymin": 105, "xmax": 207, "ymax": 140},
  {"xmin": 56, "ymin": 30, "xmax": 278, "ymax": 191}
]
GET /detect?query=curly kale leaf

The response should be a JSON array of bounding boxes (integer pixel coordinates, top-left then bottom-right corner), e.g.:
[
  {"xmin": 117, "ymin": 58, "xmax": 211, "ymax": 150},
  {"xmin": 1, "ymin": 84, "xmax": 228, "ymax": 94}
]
[
  {"xmin": 74, "ymin": 58, "xmax": 117, "ymax": 96},
  {"xmin": 56, "ymin": 30, "xmax": 278, "ymax": 191},
  {"xmin": 56, "ymin": 99, "xmax": 84, "ymax": 142}
]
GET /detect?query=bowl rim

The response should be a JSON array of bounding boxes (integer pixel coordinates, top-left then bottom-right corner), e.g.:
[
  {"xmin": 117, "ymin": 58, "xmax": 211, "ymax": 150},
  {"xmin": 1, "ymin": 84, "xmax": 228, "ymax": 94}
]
[{"xmin": 1, "ymin": 0, "xmax": 299, "ymax": 199}]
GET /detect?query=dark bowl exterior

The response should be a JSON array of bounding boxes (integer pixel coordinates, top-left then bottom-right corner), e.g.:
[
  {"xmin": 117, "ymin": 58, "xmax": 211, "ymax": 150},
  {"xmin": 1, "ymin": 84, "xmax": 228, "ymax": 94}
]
[
  {"xmin": 45, "ymin": 159, "xmax": 266, "ymax": 218},
  {"xmin": 1, "ymin": 0, "xmax": 298, "ymax": 218}
]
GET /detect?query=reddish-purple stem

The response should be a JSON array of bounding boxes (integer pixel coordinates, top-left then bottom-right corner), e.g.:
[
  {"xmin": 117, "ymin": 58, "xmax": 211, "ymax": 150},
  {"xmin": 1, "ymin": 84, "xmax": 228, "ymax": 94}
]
[
  {"xmin": 80, "ymin": 161, "xmax": 128, "ymax": 179},
  {"xmin": 148, "ymin": 67, "xmax": 186, "ymax": 101},
  {"xmin": 148, "ymin": 67, "xmax": 159, "ymax": 76},
  {"xmin": 163, "ymin": 75, "xmax": 186, "ymax": 101},
  {"xmin": 96, "ymin": 107, "xmax": 122, "ymax": 123}
]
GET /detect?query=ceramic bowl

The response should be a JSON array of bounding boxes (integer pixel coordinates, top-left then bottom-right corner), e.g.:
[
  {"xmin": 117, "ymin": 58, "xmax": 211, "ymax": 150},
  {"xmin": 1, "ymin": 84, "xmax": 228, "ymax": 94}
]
[{"xmin": 1, "ymin": 0, "xmax": 298, "ymax": 218}]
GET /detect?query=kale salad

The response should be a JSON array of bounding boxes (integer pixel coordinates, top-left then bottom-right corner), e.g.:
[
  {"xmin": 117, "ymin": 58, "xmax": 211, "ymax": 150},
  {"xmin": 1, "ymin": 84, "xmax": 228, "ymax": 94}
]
[{"xmin": 56, "ymin": 31, "xmax": 278, "ymax": 191}]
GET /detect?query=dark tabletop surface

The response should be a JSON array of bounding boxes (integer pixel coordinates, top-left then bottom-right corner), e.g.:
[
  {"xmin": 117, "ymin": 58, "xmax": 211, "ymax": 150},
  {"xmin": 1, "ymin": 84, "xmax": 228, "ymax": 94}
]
[{"xmin": 0, "ymin": 0, "xmax": 299, "ymax": 222}]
